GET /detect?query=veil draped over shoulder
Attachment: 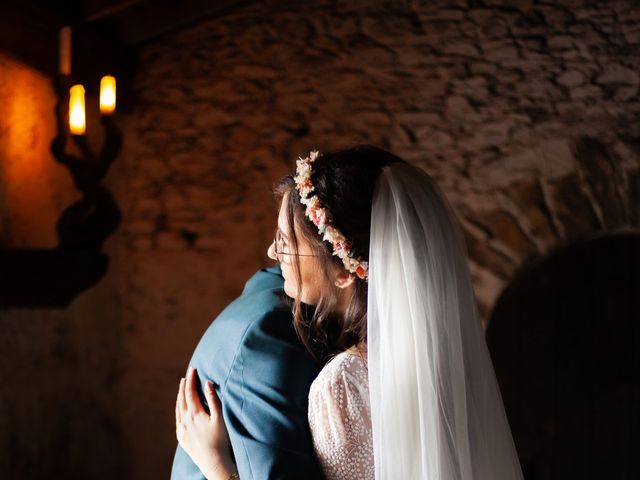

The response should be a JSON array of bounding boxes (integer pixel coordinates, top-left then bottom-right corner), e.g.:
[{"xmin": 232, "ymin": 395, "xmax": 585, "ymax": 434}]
[{"xmin": 367, "ymin": 163, "xmax": 524, "ymax": 480}]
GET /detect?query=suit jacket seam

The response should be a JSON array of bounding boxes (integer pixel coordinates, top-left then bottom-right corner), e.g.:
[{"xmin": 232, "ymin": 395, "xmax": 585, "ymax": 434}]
[{"xmin": 226, "ymin": 309, "xmax": 272, "ymax": 480}]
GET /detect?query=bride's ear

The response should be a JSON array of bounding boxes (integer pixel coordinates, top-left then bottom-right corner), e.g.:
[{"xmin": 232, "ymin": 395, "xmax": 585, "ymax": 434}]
[{"xmin": 333, "ymin": 270, "xmax": 356, "ymax": 289}]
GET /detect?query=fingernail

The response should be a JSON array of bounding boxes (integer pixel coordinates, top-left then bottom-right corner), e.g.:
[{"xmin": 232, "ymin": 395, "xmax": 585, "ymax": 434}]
[{"xmin": 206, "ymin": 381, "xmax": 213, "ymax": 391}]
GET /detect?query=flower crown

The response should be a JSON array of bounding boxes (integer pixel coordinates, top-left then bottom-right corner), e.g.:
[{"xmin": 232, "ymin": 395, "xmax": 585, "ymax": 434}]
[{"xmin": 294, "ymin": 150, "xmax": 369, "ymax": 280}]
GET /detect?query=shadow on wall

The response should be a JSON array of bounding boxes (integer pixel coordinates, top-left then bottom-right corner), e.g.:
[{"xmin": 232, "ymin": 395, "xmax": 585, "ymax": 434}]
[{"xmin": 487, "ymin": 231, "xmax": 640, "ymax": 479}]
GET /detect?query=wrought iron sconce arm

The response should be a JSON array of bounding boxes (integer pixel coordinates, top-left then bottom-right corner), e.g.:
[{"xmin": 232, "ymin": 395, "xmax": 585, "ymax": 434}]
[{"xmin": 0, "ymin": 74, "xmax": 123, "ymax": 307}]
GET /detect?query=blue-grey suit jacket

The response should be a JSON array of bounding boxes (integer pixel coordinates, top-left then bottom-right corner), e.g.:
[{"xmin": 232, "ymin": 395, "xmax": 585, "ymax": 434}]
[{"xmin": 171, "ymin": 265, "xmax": 323, "ymax": 479}]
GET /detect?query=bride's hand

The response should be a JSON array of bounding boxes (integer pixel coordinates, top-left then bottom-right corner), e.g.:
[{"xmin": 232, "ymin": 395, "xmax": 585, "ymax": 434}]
[{"xmin": 176, "ymin": 367, "xmax": 236, "ymax": 479}]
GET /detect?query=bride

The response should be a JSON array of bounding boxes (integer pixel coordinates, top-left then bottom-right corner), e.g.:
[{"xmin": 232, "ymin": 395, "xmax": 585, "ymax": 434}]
[{"xmin": 175, "ymin": 145, "xmax": 523, "ymax": 479}]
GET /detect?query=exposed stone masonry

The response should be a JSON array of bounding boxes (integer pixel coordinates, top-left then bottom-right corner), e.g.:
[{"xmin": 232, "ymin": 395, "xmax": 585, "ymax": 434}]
[
  {"xmin": 123, "ymin": 0, "xmax": 639, "ymax": 318},
  {"xmin": 2, "ymin": 1, "xmax": 635, "ymax": 478},
  {"xmin": 104, "ymin": 1, "xmax": 640, "ymax": 477}
]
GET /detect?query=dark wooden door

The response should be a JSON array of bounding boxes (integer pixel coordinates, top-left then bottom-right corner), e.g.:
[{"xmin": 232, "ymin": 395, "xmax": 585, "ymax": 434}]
[{"xmin": 486, "ymin": 232, "xmax": 640, "ymax": 480}]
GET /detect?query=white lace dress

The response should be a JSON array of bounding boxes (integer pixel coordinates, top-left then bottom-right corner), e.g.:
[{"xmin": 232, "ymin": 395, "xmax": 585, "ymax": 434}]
[{"xmin": 307, "ymin": 347, "xmax": 374, "ymax": 480}]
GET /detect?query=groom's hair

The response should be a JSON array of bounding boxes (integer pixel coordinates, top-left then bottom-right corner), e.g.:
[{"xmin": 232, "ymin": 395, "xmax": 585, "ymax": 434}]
[{"xmin": 274, "ymin": 145, "xmax": 404, "ymax": 361}]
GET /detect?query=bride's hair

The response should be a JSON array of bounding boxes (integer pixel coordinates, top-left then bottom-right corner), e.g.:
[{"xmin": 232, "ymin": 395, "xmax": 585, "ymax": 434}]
[{"xmin": 274, "ymin": 145, "xmax": 404, "ymax": 360}]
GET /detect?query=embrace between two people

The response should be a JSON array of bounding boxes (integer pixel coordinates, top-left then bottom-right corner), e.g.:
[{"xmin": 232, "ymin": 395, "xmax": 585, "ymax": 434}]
[{"xmin": 171, "ymin": 145, "xmax": 523, "ymax": 480}]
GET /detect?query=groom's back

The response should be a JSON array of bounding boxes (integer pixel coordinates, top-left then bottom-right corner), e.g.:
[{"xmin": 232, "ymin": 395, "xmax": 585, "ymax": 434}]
[{"xmin": 171, "ymin": 265, "xmax": 322, "ymax": 480}]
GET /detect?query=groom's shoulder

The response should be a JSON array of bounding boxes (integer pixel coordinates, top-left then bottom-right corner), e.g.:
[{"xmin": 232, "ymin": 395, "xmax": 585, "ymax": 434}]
[
  {"xmin": 192, "ymin": 266, "xmax": 293, "ymax": 358},
  {"xmin": 240, "ymin": 264, "xmax": 285, "ymax": 296},
  {"xmin": 221, "ymin": 265, "xmax": 290, "ymax": 328}
]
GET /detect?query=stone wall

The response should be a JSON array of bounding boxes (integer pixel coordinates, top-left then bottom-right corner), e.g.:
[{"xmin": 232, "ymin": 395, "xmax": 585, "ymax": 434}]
[
  {"xmin": 117, "ymin": 1, "xmax": 638, "ymax": 475},
  {"xmin": 125, "ymin": 0, "xmax": 639, "ymax": 318},
  {"xmin": 1, "ymin": 0, "xmax": 639, "ymax": 478}
]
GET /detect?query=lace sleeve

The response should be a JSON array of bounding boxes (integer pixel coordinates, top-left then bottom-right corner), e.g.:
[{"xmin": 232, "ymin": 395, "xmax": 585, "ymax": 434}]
[{"xmin": 308, "ymin": 350, "xmax": 374, "ymax": 480}]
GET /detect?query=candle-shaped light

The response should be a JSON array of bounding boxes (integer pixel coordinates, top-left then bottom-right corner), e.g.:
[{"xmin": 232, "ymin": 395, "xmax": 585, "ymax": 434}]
[
  {"xmin": 59, "ymin": 26, "xmax": 72, "ymax": 75},
  {"xmin": 69, "ymin": 84, "xmax": 86, "ymax": 135},
  {"xmin": 100, "ymin": 75, "xmax": 116, "ymax": 115}
]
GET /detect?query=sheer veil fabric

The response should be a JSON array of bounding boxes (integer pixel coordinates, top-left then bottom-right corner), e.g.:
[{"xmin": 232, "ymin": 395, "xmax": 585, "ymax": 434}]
[{"xmin": 367, "ymin": 163, "xmax": 524, "ymax": 480}]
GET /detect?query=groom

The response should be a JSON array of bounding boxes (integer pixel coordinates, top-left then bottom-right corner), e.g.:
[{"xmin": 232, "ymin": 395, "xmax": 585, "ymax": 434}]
[{"xmin": 171, "ymin": 264, "xmax": 323, "ymax": 479}]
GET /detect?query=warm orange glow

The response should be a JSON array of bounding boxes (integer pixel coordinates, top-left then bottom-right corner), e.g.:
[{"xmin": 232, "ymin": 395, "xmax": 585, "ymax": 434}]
[
  {"xmin": 99, "ymin": 75, "xmax": 116, "ymax": 114},
  {"xmin": 69, "ymin": 84, "xmax": 85, "ymax": 135},
  {"xmin": 0, "ymin": 52, "xmax": 77, "ymax": 248}
]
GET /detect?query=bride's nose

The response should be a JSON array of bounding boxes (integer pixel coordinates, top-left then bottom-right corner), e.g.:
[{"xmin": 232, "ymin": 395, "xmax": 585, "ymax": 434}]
[{"xmin": 267, "ymin": 240, "xmax": 277, "ymax": 261}]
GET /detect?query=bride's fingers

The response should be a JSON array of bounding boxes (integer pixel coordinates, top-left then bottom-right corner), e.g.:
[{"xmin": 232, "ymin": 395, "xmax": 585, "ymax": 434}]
[
  {"xmin": 185, "ymin": 367, "xmax": 203, "ymax": 413},
  {"xmin": 178, "ymin": 377, "xmax": 187, "ymax": 414},
  {"xmin": 204, "ymin": 380, "xmax": 222, "ymax": 421},
  {"xmin": 175, "ymin": 381, "xmax": 183, "ymax": 425}
]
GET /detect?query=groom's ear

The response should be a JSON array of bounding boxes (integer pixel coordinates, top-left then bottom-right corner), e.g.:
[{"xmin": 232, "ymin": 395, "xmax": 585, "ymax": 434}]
[{"xmin": 333, "ymin": 270, "xmax": 356, "ymax": 289}]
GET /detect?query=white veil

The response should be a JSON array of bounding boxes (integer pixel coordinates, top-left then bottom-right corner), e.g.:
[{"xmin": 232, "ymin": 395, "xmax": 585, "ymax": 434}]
[{"xmin": 367, "ymin": 163, "xmax": 523, "ymax": 480}]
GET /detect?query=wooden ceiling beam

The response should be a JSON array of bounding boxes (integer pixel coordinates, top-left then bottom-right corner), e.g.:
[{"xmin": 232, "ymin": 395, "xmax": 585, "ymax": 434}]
[
  {"xmin": 97, "ymin": 0, "xmax": 254, "ymax": 45},
  {"xmin": 82, "ymin": 0, "xmax": 146, "ymax": 22}
]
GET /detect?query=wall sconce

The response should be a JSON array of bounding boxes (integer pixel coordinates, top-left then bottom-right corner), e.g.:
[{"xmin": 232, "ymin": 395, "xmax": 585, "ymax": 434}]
[{"xmin": 0, "ymin": 26, "xmax": 123, "ymax": 308}]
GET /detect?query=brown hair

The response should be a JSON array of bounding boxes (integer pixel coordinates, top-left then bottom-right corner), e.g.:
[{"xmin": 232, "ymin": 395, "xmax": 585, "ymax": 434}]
[{"xmin": 273, "ymin": 145, "xmax": 404, "ymax": 360}]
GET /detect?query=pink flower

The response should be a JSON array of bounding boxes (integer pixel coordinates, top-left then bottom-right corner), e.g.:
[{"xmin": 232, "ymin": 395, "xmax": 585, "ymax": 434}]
[
  {"xmin": 333, "ymin": 241, "xmax": 352, "ymax": 254},
  {"xmin": 309, "ymin": 207, "xmax": 327, "ymax": 227},
  {"xmin": 299, "ymin": 180, "xmax": 313, "ymax": 192}
]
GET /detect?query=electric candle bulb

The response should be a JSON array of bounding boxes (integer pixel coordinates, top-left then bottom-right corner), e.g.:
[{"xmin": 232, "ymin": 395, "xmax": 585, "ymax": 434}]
[
  {"xmin": 59, "ymin": 26, "xmax": 72, "ymax": 75},
  {"xmin": 99, "ymin": 75, "xmax": 116, "ymax": 115},
  {"xmin": 69, "ymin": 84, "xmax": 86, "ymax": 135}
]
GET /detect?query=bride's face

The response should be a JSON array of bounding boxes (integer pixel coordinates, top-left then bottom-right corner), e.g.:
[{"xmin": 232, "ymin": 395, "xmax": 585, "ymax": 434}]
[{"xmin": 267, "ymin": 194, "xmax": 326, "ymax": 305}]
